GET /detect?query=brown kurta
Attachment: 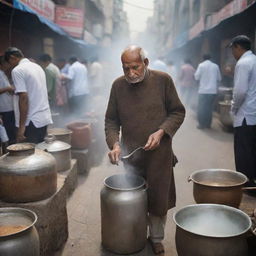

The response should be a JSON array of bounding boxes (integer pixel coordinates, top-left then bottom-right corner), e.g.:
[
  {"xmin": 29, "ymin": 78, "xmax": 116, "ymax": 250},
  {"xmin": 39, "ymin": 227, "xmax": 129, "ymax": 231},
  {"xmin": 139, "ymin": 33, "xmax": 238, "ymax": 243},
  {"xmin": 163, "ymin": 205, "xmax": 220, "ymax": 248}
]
[{"xmin": 105, "ymin": 69, "xmax": 185, "ymax": 216}]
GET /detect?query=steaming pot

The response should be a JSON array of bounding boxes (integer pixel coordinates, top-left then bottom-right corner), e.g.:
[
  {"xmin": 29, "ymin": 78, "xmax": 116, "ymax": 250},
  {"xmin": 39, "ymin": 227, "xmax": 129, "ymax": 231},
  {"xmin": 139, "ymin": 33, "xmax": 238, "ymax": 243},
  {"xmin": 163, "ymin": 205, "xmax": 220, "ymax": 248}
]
[
  {"xmin": 188, "ymin": 169, "xmax": 248, "ymax": 208},
  {"xmin": 173, "ymin": 204, "xmax": 251, "ymax": 256},
  {"xmin": 0, "ymin": 143, "xmax": 57, "ymax": 203},
  {"xmin": 0, "ymin": 207, "xmax": 39, "ymax": 256},
  {"xmin": 100, "ymin": 173, "xmax": 147, "ymax": 254},
  {"xmin": 37, "ymin": 135, "xmax": 71, "ymax": 172}
]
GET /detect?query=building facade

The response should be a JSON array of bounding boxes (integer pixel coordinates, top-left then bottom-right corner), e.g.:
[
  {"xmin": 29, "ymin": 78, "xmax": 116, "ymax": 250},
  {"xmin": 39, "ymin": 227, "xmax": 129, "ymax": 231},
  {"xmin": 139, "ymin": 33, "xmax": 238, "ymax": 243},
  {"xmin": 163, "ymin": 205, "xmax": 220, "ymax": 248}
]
[{"xmin": 148, "ymin": 0, "xmax": 256, "ymax": 81}]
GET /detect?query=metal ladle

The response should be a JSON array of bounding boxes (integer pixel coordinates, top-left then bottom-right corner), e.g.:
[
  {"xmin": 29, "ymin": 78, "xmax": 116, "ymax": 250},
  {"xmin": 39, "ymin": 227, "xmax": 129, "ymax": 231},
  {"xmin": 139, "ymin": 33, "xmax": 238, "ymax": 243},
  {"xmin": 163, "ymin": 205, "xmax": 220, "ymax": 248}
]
[{"xmin": 121, "ymin": 147, "xmax": 144, "ymax": 161}]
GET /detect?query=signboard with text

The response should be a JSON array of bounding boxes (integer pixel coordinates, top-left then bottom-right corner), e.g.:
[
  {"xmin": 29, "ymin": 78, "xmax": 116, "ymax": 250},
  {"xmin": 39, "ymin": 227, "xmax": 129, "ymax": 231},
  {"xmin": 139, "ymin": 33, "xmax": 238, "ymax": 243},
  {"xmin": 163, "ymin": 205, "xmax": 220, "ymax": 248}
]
[
  {"xmin": 19, "ymin": 0, "xmax": 55, "ymax": 21},
  {"xmin": 55, "ymin": 6, "xmax": 84, "ymax": 38}
]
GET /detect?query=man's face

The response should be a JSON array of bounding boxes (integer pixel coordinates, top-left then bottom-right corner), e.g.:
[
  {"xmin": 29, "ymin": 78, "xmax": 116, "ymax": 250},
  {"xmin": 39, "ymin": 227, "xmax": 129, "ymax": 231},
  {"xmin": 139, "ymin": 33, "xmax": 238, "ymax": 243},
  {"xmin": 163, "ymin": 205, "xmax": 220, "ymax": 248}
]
[
  {"xmin": 231, "ymin": 45, "xmax": 243, "ymax": 61},
  {"xmin": 7, "ymin": 55, "xmax": 20, "ymax": 68},
  {"xmin": 122, "ymin": 53, "xmax": 148, "ymax": 84}
]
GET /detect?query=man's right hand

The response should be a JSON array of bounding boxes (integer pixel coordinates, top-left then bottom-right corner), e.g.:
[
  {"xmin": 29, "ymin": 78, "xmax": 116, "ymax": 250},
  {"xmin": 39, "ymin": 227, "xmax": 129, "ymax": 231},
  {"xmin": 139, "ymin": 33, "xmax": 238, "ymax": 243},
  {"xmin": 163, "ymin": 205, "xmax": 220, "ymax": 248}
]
[{"xmin": 108, "ymin": 142, "xmax": 121, "ymax": 165}]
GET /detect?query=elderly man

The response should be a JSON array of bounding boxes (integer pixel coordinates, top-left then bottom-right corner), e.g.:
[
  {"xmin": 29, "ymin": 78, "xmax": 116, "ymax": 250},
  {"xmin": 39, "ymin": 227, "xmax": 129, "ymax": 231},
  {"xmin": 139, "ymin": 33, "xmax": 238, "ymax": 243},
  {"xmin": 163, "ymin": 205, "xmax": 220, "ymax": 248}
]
[
  {"xmin": 105, "ymin": 46, "xmax": 185, "ymax": 255},
  {"xmin": 4, "ymin": 47, "xmax": 52, "ymax": 143},
  {"xmin": 229, "ymin": 35, "xmax": 256, "ymax": 187}
]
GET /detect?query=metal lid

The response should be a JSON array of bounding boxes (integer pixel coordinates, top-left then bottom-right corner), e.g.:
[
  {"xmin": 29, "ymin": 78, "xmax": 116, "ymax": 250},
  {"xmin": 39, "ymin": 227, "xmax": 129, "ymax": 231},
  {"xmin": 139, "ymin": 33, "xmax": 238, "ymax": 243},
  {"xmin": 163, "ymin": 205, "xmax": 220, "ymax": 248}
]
[
  {"xmin": 37, "ymin": 135, "xmax": 71, "ymax": 152},
  {"xmin": 7, "ymin": 143, "xmax": 35, "ymax": 156}
]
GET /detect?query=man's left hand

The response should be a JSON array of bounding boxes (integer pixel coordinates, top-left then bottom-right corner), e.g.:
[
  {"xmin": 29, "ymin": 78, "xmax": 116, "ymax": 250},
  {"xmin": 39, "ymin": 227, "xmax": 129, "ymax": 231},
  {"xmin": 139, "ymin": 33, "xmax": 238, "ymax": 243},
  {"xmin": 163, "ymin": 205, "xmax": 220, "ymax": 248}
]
[{"xmin": 144, "ymin": 129, "xmax": 165, "ymax": 151}]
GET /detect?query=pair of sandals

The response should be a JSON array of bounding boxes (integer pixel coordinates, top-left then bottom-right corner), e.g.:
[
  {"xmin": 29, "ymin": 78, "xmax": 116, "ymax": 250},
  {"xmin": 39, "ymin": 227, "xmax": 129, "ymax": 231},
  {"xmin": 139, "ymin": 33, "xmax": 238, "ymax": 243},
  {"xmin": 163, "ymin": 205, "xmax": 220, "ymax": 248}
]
[{"xmin": 148, "ymin": 238, "xmax": 165, "ymax": 255}]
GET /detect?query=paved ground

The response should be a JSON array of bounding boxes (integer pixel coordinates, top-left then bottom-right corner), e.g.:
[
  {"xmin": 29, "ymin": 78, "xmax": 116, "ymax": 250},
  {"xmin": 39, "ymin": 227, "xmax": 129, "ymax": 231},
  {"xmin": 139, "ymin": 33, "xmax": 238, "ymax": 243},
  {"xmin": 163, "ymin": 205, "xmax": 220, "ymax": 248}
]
[{"xmin": 56, "ymin": 110, "xmax": 237, "ymax": 256}]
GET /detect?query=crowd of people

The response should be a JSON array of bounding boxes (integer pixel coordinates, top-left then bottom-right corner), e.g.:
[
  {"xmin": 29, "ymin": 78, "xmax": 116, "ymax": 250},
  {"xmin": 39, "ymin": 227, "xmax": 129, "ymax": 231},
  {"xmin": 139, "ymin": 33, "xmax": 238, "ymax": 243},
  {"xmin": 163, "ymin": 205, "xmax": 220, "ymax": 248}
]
[{"xmin": 0, "ymin": 47, "xmax": 104, "ymax": 153}]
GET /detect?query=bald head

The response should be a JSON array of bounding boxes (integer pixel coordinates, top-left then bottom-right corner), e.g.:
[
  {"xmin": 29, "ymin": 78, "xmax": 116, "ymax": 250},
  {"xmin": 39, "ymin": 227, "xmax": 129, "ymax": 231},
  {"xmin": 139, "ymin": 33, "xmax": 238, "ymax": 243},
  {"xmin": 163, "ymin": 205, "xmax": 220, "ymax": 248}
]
[
  {"xmin": 121, "ymin": 45, "xmax": 149, "ymax": 84},
  {"xmin": 121, "ymin": 45, "xmax": 146, "ymax": 63}
]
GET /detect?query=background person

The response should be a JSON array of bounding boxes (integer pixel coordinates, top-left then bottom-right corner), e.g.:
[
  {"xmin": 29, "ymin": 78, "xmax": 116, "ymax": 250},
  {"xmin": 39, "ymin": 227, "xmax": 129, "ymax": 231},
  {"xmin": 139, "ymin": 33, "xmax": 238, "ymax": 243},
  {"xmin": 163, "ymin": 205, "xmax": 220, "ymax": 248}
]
[
  {"xmin": 4, "ymin": 47, "xmax": 52, "ymax": 143},
  {"xmin": 64, "ymin": 56, "xmax": 90, "ymax": 117},
  {"xmin": 0, "ymin": 56, "xmax": 15, "ymax": 144},
  {"xmin": 194, "ymin": 54, "xmax": 221, "ymax": 129},
  {"xmin": 229, "ymin": 35, "xmax": 256, "ymax": 187}
]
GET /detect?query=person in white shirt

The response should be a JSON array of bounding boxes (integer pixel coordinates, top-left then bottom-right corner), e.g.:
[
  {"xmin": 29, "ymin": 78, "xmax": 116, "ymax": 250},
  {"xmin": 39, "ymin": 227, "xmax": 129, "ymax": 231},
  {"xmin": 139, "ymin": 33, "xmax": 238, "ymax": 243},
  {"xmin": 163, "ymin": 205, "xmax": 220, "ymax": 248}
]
[
  {"xmin": 4, "ymin": 47, "xmax": 52, "ymax": 143},
  {"xmin": 0, "ymin": 56, "xmax": 16, "ymax": 144},
  {"xmin": 229, "ymin": 35, "xmax": 256, "ymax": 187},
  {"xmin": 89, "ymin": 56, "xmax": 103, "ymax": 97},
  {"xmin": 194, "ymin": 54, "xmax": 222, "ymax": 129},
  {"xmin": 65, "ymin": 56, "xmax": 90, "ymax": 117}
]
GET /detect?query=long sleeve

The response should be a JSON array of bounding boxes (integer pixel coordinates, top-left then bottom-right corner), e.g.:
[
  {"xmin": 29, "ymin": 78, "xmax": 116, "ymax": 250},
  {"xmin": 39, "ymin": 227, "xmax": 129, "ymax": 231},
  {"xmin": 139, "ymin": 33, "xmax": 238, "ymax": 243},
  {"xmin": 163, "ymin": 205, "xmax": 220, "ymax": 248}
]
[
  {"xmin": 105, "ymin": 84, "xmax": 121, "ymax": 149},
  {"xmin": 159, "ymin": 76, "xmax": 186, "ymax": 137},
  {"xmin": 232, "ymin": 62, "xmax": 250, "ymax": 114}
]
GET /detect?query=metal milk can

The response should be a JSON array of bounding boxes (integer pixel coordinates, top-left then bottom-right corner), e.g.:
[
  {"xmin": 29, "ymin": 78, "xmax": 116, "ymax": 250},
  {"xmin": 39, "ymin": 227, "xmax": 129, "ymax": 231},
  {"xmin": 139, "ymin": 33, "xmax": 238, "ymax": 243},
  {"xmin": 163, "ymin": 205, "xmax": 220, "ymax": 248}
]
[{"xmin": 100, "ymin": 173, "xmax": 148, "ymax": 254}]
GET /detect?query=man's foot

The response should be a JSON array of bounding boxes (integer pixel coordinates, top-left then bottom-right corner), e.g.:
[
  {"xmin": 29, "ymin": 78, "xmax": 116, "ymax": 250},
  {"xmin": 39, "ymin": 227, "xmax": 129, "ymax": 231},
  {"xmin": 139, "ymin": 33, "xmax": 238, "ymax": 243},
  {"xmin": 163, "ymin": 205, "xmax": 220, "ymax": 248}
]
[{"xmin": 148, "ymin": 238, "xmax": 165, "ymax": 255}]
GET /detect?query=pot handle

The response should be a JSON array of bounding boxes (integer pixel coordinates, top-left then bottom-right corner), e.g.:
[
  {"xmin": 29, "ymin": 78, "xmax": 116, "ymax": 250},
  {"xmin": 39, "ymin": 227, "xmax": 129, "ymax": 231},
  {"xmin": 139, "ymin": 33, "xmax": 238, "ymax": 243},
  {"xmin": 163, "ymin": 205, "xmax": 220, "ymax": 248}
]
[
  {"xmin": 143, "ymin": 183, "xmax": 149, "ymax": 191},
  {"xmin": 251, "ymin": 226, "xmax": 256, "ymax": 236},
  {"xmin": 187, "ymin": 176, "xmax": 192, "ymax": 182},
  {"xmin": 242, "ymin": 187, "xmax": 256, "ymax": 191}
]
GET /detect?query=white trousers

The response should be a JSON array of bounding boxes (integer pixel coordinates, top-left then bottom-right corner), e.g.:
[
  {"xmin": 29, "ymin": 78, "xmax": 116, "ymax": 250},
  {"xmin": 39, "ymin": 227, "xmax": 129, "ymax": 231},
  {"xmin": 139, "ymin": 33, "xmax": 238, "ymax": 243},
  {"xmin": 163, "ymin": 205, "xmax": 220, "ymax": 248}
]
[{"xmin": 148, "ymin": 213, "xmax": 167, "ymax": 243}]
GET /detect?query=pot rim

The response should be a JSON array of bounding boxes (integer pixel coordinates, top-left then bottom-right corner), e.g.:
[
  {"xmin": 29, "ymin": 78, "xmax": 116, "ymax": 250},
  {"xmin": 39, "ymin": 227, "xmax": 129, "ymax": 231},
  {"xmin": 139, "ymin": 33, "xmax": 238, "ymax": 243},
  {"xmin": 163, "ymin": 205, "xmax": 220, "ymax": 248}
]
[
  {"xmin": 103, "ymin": 173, "xmax": 146, "ymax": 191},
  {"xmin": 173, "ymin": 203, "xmax": 252, "ymax": 238},
  {"xmin": 0, "ymin": 207, "xmax": 38, "ymax": 238},
  {"xmin": 189, "ymin": 169, "xmax": 248, "ymax": 188},
  {"xmin": 47, "ymin": 128, "xmax": 73, "ymax": 135}
]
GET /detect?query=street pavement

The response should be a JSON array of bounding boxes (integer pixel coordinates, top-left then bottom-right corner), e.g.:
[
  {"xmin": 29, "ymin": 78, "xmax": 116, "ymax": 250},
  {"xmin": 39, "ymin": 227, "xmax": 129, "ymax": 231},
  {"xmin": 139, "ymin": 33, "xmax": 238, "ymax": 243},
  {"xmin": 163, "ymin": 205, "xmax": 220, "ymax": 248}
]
[{"xmin": 56, "ymin": 110, "xmax": 236, "ymax": 256}]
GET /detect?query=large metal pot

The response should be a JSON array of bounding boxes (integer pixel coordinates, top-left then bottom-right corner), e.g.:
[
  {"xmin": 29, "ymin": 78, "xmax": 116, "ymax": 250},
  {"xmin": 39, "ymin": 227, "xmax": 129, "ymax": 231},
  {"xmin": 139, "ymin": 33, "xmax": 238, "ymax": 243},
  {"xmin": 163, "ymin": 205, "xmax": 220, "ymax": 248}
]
[
  {"xmin": 0, "ymin": 207, "xmax": 40, "ymax": 256},
  {"xmin": 47, "ymin": 128, "xmax": 72, "ymax": 145},
  {"xmin": 0, "ymin": 143, "xmax": 57, "ymax": 203},
  {"xmin": 173, "ymin": 204, "xmax": 252, "ymax": 256},
  {"xmin": 188, "ymin": 169, "xmax": 248, "ymax": 208},
  {"xmin": 219, "ymin": 100, "xmax": 233, "ymax": 128},
  {"xmin": 101, "ymin": 173, "xmax": 147, "ymax": 254},
  {"xmin": 37, "ymin": 135, "xmax": 71, "ymax": 172}
]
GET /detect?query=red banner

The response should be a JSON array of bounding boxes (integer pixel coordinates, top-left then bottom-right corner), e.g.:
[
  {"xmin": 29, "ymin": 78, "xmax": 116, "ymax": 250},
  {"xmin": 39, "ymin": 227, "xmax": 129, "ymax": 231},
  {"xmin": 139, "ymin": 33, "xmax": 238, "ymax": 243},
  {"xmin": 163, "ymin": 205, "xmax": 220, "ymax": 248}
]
[
  {"xmin": 189, "ymin": 17, "xmax": 205, "ymax": 40},
  {"xmin": 55, "ymin": 6, "xmax": 84, "ymax": 38},
  {"xmin": 19, "ymin": 0, "xmax": 55, "ymax": 21},
  {"xmin": 207, "ymin": 0, "xmax": 248, "ymax": 29}
]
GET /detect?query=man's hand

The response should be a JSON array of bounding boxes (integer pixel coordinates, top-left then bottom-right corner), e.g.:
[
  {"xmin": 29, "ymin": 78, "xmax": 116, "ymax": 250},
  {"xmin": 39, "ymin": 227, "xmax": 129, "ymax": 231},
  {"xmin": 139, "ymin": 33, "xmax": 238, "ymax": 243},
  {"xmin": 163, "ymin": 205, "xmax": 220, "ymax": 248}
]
[
  {"xmin": 144, "ymin": 129, "xmax": 165, "ymax": 151},
  {"xmin": 108, "ymin": 142, "xmax": 121, "ymax": 165},
  {"xmin": 16, "ymin": 125, "xmax": 26, "ymax": 143},
  {"xmin": 6, "ymin": 86, "xmax": 15, "ymax": 94}
]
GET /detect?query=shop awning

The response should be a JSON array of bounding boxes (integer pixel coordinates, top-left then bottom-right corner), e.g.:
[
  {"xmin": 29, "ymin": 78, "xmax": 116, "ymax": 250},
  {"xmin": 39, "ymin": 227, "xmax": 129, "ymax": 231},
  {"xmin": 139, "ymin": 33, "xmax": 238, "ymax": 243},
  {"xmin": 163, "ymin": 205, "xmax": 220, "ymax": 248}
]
[
  {"xmin": 168, "ymin": 1, "xmax": 256, "ymax": 56},
  {"xmin": 12, "ymin": 0, "xmax": 89, "ymax": 47}
]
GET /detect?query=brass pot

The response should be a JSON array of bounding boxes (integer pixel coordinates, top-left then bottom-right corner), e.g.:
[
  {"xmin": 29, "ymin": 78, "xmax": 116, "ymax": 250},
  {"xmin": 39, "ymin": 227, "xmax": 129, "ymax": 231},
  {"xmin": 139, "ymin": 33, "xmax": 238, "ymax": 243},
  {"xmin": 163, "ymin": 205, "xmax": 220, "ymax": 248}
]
[
  {"xmin": 188, "ymin": 169, "xmax": 248, "ymax": 208},
  {"xmin": 0, "ymin": 207, "xmax": 40, "ymax": 256},
  {"xmin": 174, "ymin": 204, "xmax": 251, "ymax": 256},
  {"xmin": 0, "ymin": 143, "xmax": 57, "ymax": 203}
]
